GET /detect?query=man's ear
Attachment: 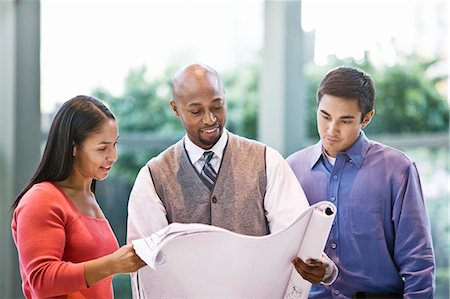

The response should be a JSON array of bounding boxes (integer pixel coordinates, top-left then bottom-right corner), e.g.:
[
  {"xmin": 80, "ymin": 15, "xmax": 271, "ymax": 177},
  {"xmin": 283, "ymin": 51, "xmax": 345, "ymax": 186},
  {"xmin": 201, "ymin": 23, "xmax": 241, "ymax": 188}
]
[
  {"xmin": 169, "ymin": 99, "xmax": 179, "ymax": 117},
  {"xmin": 361, "ymin": 109, "xmax": 375, "ymax": 129}
]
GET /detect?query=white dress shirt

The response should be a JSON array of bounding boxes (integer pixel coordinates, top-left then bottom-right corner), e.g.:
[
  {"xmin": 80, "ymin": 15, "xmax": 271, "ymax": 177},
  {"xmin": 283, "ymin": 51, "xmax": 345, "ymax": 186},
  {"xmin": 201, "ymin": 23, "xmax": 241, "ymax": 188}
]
[{"xmin": 127, "ymin": 130, "xmax": 335, "ymax": 297}]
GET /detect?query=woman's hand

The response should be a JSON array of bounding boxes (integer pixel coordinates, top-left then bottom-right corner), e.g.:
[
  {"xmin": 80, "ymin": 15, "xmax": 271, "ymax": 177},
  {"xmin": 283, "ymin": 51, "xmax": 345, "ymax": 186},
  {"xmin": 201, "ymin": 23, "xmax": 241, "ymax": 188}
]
[
  {"xmin": 84, "ymin": 244, "xmax": 146, "ymax": 287},
  {"xmin": 109, "ymin": 244, "xmax": 147, "ymax": 274}
]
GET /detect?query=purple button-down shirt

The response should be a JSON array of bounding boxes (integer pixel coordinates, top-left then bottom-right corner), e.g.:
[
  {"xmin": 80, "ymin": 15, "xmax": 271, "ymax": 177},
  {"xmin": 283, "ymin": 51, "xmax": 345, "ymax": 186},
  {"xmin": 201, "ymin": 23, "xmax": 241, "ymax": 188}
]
[{"xmin": 287, "ymin": 132, "xmax": 435, "ymax": 299}]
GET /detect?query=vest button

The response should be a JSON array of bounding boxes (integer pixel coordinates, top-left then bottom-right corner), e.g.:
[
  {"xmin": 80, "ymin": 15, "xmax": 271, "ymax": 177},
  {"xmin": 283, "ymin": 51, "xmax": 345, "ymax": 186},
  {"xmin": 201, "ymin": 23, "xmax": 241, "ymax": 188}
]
[{"xmin": 211, "ymin": 196, "xmax": 217, "ymax": 203}]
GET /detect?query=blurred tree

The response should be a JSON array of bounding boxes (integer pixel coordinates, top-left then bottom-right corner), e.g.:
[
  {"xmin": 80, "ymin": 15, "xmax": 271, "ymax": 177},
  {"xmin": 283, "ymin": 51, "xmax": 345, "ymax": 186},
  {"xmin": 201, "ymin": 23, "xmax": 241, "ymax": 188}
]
[
  {"xmin": 303, "ymin": 53, "xmax": 449, "ymax": 138},
  {"xmin": 93, "ymin": 59, "xmax": 262, "ymax": 181},
  {"xmin": 94, "ymin": 52, "xmax": 448, "ymax": 181},
  {"xmin": 368, "ymin": 59, "xmax": 449, "ymax": 134},
  {"xmin": 94, "ymin": 65, "xmax": 180, "ymax": 133},
  {"xmin": 221, "ymin": 57, "xmax": 261, "ymax": 139},
  {"xmin": 93, "ymin": 66, "xmax": 182, "ymax": 182},
  {"xmin": 94, "ymin": 53, "xmax": 448, "ymax": 181},
  {"xmin": 301, "ymin": 54, "xmax": 449, "ymax": 298},
  {"xmin": 93, "ymin": 53, "xmax": 449, "ymax": 298}
]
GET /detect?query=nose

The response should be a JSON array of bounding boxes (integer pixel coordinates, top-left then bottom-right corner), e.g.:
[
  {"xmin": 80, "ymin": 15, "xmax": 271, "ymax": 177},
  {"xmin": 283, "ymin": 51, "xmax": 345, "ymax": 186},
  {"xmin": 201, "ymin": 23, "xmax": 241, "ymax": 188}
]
[
  {"xmin": 108, "ymin": 146, "xmax": 118, "ymax": 163},
  {"xmin": 203, "ymin": 110, "xmax": 217, "ymax": 125},
  {"xmin": 327, "ymin": 121, "xmax": 338, "ymax": 136}
]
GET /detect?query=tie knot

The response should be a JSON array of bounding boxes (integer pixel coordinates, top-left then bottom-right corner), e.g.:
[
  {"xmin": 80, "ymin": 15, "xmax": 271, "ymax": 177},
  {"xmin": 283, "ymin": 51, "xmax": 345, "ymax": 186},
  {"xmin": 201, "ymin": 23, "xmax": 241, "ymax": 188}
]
[{"xmin": 203, "ymin": 151, "xmax": 214, "ymax": 163}]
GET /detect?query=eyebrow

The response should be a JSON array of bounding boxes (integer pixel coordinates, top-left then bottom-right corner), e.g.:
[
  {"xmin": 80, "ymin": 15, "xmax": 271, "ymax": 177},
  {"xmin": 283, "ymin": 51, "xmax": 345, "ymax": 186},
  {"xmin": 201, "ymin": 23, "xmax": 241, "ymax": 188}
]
[
  {"xmin": 186, "ymin": 103, "xmax": 202, "ymax": 109},
  {"xmin": 97, "ymin": 136, "xmax": 119, "ymax": 145},
  {"xmin": 319, "ymin": 109, "xmax": 356, "ymax": 119},
  {"xmin": 186, "ymin": 98, "xmax": 224, "ymax": 107}
]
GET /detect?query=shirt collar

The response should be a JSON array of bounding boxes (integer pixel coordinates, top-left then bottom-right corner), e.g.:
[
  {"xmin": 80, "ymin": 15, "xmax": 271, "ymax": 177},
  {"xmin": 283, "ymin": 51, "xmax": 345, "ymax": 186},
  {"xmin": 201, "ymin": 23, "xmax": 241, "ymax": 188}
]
[
  {"xmin": 344, "ymin": 131, "xmax": 370, "ymax": 169},
  {"xmin": 309, "ymin": 131, "xmax": 370, "ymax": 169},
  {"xmin": 184, "ymin": 129, "xmax": 228, "ymax": 164},
  {"xmin": 309, "ymin": 141, "xmax": 324, "ymax": 169}
]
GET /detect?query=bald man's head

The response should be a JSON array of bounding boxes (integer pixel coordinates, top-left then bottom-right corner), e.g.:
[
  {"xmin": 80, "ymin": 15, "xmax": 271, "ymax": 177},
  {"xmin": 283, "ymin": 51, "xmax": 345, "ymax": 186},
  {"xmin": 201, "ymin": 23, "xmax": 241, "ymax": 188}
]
[
  {"xmin": 169, "ymin": 63, "xmax": 226, "ymax": 149},
  {"xmin": 171, "ymin": 63, "xmax": 224, "ymax": 101}
]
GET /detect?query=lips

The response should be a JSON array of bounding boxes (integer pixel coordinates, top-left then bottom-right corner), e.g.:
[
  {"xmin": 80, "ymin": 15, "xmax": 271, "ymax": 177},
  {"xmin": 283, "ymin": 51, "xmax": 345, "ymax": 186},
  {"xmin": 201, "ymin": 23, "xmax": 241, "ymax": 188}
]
[
  {"xmin": 201, "ymin": 125, "xmax": 219, "ymax": 134},
  {"xmin": 325, "ymin": 136, "xmax": 339, "ymax": 143},
  {"xmin": 100, "ymin": 165, "xmax": 112, "ymax": 171}
]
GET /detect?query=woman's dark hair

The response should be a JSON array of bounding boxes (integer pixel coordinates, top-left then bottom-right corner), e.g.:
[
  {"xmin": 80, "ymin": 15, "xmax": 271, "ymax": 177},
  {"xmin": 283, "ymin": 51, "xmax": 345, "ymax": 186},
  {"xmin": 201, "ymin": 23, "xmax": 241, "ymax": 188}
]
[
  {"xmin": 11, "ymin": 95, "xmax": 115, "ymax": 210},
  {"xmin": 317, "ymin": 66, "xmax": 375, "ymax": 121}
]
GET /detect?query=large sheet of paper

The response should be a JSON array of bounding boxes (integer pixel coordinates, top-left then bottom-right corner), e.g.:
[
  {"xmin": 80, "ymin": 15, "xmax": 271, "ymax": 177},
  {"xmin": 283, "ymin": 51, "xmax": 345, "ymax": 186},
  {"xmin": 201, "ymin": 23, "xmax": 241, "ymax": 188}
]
[{"xmin": 132, "ymin": 201, "xmax": 336, "ymax": 298}]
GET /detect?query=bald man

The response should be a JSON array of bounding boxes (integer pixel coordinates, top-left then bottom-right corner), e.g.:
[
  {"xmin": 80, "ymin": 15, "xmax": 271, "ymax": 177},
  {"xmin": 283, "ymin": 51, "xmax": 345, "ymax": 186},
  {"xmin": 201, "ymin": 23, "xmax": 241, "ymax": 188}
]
[{"xmin": 127, "ymin": 63, "xmax": 336, "ymax": 297}]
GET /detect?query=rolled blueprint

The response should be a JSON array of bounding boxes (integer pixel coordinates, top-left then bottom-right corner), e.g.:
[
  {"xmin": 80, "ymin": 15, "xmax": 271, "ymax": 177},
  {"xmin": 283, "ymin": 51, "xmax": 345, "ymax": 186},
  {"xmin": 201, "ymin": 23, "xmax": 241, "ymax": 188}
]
[
  {"xmin": 132, "ymin": 201, "xmax": 337, "ymax": 298},
  {"xmin": 283, "ymin": 202, "xmax": 336, "ymax": 299}
]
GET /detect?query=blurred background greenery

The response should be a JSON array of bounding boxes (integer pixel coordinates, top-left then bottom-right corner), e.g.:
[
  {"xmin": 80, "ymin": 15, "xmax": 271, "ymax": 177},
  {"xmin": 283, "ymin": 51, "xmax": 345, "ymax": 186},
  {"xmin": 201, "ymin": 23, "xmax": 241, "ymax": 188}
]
[
  {"xmin": 93, "ymin": 51, "xmax": 449, "ymax": 297},
  {"xmin": 2, "ymin": 1, "xmax": 448, "ymax": 298}
]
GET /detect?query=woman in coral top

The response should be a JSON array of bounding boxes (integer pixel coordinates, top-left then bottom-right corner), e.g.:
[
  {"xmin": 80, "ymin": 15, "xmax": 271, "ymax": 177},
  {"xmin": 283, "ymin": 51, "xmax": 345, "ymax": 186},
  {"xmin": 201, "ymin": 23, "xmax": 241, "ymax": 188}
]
[{"xmin": 11, "ymin": 95, "xmax": 146, "ymax": 298}]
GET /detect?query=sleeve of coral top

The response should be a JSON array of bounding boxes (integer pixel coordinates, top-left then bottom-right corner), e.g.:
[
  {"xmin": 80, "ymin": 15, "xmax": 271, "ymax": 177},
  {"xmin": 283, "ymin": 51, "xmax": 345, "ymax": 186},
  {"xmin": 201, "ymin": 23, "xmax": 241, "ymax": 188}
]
[{"xmin": 12, "ymin": 183, "xmax": 87, "ymax": 297}]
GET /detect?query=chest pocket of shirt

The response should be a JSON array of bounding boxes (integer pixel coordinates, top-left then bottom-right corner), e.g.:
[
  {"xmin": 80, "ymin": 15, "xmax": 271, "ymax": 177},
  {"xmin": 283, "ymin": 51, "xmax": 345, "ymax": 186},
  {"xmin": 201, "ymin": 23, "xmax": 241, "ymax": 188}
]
[{"xmin": 350, "ymin": 195, "xmax": 385, "ymax": 239}]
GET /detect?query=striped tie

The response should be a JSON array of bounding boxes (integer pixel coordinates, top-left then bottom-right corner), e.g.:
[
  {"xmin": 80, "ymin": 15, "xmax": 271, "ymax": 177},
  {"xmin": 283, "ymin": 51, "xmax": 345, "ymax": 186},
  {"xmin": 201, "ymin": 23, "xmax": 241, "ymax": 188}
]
[{"xmin": 200, "ymin": 151, "xmax": 217, "ymax": 191}]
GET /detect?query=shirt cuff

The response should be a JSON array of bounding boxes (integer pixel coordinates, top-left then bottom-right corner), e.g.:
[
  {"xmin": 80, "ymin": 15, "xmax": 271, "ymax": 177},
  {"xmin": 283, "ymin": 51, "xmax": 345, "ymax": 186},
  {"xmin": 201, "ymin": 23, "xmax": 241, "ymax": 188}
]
[{"xmin": 320, "ymin": 252, "xmax": 338, "ymax": 285}]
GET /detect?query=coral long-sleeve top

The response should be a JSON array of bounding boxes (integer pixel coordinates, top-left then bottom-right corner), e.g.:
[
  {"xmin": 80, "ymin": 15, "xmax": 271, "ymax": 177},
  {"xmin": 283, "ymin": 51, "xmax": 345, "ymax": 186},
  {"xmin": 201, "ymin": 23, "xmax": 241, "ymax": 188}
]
[{"xmin": 12, "ymin": 182, "xmax": 119, "ymax": 298}]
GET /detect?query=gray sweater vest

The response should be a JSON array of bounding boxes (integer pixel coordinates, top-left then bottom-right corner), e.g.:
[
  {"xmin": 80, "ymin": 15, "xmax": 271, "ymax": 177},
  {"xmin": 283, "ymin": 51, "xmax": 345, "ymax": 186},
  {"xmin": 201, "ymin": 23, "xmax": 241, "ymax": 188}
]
[{"xmin": 148, "ymin": 132, "xmax": 269, "ymax": 236}]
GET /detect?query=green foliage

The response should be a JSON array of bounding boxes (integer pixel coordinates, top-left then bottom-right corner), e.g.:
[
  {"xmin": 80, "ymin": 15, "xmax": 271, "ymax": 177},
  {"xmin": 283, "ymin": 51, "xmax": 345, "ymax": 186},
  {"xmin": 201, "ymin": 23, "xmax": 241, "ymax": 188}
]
[
  {"xmin": 303, "ymin": 53, "xmax": 449, "ymax": 138},
  {"xmin": 93, "ymin": 60, "xmax": 262, "ymax": 181},
  {"xmin": 94, "ymin": 66, "xmax": 181, "ymax": 133},
  {"xmin": 96, "ymin": 52, "xmax": 449, "ymax": 139},
  {"xmin": 94, "ymin": 52, "xmax": 448, "ymax": 181},
  {"xmin": 95, "ymin": 53, "xmax": 448, "ymax": 297},
  {"xmin": 221, "ymin": 57, "xmax": 261, "ymax": 139},
  {"xmin": 93, "ymin": 66, "xmax": 183, "ymax": 181}
]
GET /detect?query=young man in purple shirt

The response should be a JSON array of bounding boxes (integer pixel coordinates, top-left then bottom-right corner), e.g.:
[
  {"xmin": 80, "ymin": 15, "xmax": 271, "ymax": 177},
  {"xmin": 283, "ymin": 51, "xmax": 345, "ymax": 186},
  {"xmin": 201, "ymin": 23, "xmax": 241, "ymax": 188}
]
[{"xmin": 287, "ymin": 66, "xmax": 435, "ymax": 298}]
